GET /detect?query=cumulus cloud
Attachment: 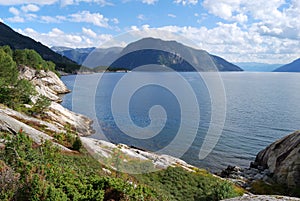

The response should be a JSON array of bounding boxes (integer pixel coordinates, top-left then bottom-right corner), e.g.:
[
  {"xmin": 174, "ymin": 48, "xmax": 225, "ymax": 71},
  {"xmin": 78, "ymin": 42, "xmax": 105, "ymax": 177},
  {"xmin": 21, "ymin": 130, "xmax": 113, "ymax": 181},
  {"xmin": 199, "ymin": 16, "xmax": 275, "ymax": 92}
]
[
  {"xmin": 82, "ymin": 27, "xmax": 97, "ymax": 38},
  {"xmin": 69, "ymin": 11, "xmax": 109, "ymax": 27},
  {"xmin": 127, "ymin": 24, "xmax": 300, "ymax": 64},
  {"xmin": 9, "ymin": 7, "xmax": 20, "ymax": 15},
  {"xmin": 21, "ymin": 4, "xmax": 40, "ymax": 12},
  {"xmin": 17, "ymin": 27, "xmax": 112, "ymax": 48},
  {"xmin": 202, "ymin": 0, "xmax": 300, "ymax": 39},
  {"xmin": 7, "ymin": 16, "xmax": 24, "ymax": 23},
  {"xmin": 174, "ymin": 0, "xmax": 198, "ymax": 6},
  {"xmin": 141, "ymin": 0, "xmax": 158, "ymax": 5}
]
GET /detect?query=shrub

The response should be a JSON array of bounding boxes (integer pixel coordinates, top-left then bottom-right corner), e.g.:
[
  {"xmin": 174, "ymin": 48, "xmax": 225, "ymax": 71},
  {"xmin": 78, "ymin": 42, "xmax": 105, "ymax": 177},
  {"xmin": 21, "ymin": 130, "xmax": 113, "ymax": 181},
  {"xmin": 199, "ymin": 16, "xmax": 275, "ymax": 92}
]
[{"xmin": 72, "ymin": 137, "xmax": 82, "ymax": 151}]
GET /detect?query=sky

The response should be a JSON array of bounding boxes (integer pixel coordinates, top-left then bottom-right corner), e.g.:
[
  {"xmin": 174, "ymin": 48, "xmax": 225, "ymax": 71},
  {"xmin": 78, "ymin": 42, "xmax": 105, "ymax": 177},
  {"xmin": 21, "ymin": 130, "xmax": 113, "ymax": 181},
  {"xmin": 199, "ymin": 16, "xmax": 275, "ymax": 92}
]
[{"xmin": 0, "ymin": 0, "xmax": 300, "ymax": 64}]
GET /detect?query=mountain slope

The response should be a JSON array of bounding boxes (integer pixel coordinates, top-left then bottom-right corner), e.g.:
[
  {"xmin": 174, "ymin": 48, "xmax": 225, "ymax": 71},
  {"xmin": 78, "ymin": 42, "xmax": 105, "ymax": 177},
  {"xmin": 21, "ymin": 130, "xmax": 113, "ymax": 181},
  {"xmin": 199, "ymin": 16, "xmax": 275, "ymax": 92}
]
[
  {"xmin": 235, "ymin": 62, "xmax": 281, "ymax": 72},
  {"xmin": 273, "ymin": 58, "xmax": 300, "ymax": 72},
  {"xmin": 51, "ymin": 47, "xmax": 95, "ymax": 66},
  {"xmin": 51, "ymin": 47, "xmax": 123, "ymax": 68},
  {"xmin": 0, "ymin": 22, "xmax": 79, "ymax": 73},
  {"xmin": 109, "ymin": 38, "xmax": 242, "ymax": 72}
]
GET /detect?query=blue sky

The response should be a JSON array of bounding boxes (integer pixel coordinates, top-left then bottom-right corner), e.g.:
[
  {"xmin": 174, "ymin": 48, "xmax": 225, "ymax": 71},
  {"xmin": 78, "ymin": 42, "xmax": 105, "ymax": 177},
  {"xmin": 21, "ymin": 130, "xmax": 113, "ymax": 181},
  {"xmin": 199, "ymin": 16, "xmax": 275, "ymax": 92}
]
[{"xmin": 0, "ymin": 0, "xmax": 299, "ymax": 64}]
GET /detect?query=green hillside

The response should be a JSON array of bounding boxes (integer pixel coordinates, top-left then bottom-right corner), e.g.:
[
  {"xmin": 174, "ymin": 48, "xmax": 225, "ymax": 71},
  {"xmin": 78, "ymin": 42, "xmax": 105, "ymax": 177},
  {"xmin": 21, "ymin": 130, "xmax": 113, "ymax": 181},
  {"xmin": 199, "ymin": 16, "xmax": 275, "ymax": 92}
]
[{"xmin": 0, "ymin": 23, "xmax": 80, "ymax": 73}]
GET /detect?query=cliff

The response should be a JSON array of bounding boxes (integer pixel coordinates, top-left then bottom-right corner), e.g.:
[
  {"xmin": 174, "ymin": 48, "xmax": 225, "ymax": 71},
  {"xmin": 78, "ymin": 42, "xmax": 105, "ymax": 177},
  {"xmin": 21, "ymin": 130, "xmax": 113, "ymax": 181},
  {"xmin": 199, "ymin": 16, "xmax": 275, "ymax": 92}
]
[{"xmin": 254, "ymin": 130, "xmax": 300, "ymax": 187}]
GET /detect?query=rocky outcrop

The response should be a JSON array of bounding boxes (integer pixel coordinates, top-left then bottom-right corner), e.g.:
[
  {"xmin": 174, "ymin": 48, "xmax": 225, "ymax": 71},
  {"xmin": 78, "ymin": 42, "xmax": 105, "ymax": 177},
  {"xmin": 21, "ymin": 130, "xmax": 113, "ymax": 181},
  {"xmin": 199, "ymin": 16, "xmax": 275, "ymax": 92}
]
[
  {"xmin": 80, "ymin": 137, "xmax": 196, "ymax": 173},
  {"xmin": 254, "ymin": 131, "xmax": 300, "ymax": 187},
  {"xmin": 0, "ymin": 105, "xmax": 71, "ymax": 151},
  {"xmin": 222, "ymin": 195, "xmax": 300, "ymax": 201},
  {"xmin": 219, "ymin": 131, "xmax": 300, "ymax": 190},
  {"xmin": 18, "ymin": 66, "xmax": 70, "ymax": 102},
  {"xmin": 17, "ymin": 66, "xmax": 94, "ymax": 136},
  {"xmin": 46, "ymin": 102, "xmax": 94, "ymax": 136},
  {"xmin": 218, "ymin": 165, "xmax": 272, "ymax": 190}
]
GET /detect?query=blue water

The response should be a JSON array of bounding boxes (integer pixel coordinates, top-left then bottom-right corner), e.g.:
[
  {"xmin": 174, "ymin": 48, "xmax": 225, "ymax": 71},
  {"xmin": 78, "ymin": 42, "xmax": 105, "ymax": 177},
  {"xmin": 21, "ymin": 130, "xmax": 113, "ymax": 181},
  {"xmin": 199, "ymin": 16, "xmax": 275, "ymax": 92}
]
[{"xmin": 61, "ymin": 72, "xmax": 300, "ymax": 172}]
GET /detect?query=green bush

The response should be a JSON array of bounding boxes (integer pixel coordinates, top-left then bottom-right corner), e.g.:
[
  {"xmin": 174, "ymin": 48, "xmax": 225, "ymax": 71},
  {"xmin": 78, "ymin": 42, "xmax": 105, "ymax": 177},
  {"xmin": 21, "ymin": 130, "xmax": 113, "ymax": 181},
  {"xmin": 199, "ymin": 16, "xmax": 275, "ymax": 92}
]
[
  {"xmin": 72, "ymin": 137, "xmax": 82, "ymax": 151},
  {"xmin": 134, "ymin": 166, "xmax": 242, "ymax": 201},
  {"xmin": 0, "ymin": 131, "xmax": 158, "ymax": 200}
]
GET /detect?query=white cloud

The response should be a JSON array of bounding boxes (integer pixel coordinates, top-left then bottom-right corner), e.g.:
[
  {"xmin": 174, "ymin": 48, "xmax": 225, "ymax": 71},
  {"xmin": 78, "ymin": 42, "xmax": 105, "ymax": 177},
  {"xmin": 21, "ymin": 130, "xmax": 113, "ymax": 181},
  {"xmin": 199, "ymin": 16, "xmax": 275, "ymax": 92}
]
[
  {"xmin": 21, "ymin": 4, "xmax": 40, "ymax": 12},
  {"xmin": 61, "ymin": 0, "xmax": 74, "ymax": 6},
  {"xmin": 168, "ymin": 13, "xmax": 176, "ymax": 18},
  {"xmin": 141, "ymin": 0, "xmax": 158, "ymax": 5},
  {"xmin": 137, "ymin": 14, "xmax": 146, "ymax": 20},
  {"xmin": 0, "ymin": 18, "xmax": 4, "ymax": 23},
  {"xmin": 69, "ymin": 11, "xmax": 109, "ymax": 27},
  {"xmin": 111, "ymin": 18, "xmax": 119, "ymax": 24},
  {"xmin": 9, "ymin": 7, "xmax": 20, "ymax": 15},
  {"xmin": 7, "ymin": 16, "xmax": 24, "ymax": 22},
  {"xmin": 0, "ymin": 0, "xmax": 112, "ymax": 6},
  {"xmin": 174, "ymin": 0, "xmax": 198, "ymax": 6},
  {"xmin": 61, "ymin": 0, "xmax": 112, "ymax": 6},
  {"xmin": 25, "ymin": 13, "xmax": 37, "ymax": 20},
  {"xmin": 17, "ymin": 27, "xmax": 112, "ymax": 48},
  {"xmin": 202, "ymin": 0, "xmax": 300, "ymax": 39},
  {"xmin": 82, "ymin": 27, "xmax": 97, "ymax": 38},
  {"xmin": 0, "ymin": 0, "xmax": 57, "ymax": 5},
  {"xmin": 40, "ymin": 16, "xmax": 61, "ymax": 23}
]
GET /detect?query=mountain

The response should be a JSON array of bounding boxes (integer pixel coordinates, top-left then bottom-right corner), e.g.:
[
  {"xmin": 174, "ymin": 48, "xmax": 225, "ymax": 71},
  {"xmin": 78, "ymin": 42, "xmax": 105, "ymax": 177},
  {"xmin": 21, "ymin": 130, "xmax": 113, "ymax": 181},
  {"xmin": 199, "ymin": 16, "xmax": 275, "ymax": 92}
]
[
  {"xmin": 53, "ymin": 37, "xmax": 242, "ymax": 72},
  {"xmin": 273, "ymin": 58, "xmax": 300, "ymax": 72},
  {"xmin": 52, "ymin": 46, "xmax": 123, "ymax": 68},
  {"xmin": 235, "ymin": 62, "xmax": 281, "ymax": 72},
  {"xmin": 51, "ymin": 47, "xmax": 96, "ymax": 66},
  {"xmin": 109, "ymin": 38, "xmax": 243, "ymax": 72},
  {"xmin": 0, "ymin": 22, "xmax": 79, "ymax": 73}
]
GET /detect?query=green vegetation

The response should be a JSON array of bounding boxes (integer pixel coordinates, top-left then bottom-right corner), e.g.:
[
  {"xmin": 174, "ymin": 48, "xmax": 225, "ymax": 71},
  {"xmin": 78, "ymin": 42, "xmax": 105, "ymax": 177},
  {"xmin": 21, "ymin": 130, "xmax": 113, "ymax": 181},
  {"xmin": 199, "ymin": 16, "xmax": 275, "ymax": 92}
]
[
  {"xmin": 134, "ymin": 167, "xmax": 243, "ymax": 201},
  {"xmin": 0, "ymin": 46, "xmax": 53, "ymax": 113},
  {"xmin": 0, "ymin": 130, "xmax": 243, "ymax": 201},
  {"xmin": 13, "ymin": 49, "xmax": 56, "ymax": 72},
  {"xmin": 0, "ymin": 46, "xmax": 35, "ymax": 110},
  {"xmin": 0, "ymin": 131, "xmax": 159, "ymax": 201},
  {"xmin": 251, "ymin": 180, "xmax": 300, "ymax": 197},
  {"xmin": 0, "ymin": 23, "xmax": 80, "ymax": 73}
]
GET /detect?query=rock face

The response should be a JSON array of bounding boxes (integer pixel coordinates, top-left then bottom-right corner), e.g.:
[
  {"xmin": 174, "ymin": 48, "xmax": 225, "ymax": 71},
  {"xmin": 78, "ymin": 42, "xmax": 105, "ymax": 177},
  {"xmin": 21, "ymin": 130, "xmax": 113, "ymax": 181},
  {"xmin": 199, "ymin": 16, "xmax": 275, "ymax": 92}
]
[
  {"xmin": 18, "ymin": 66, "xmax": 70, "ymax": 102},
  {"xmin": 46, "ymin": 102, "xmax": 94, "ymax": 136},
  {"xmin": 254, "ymin": 131, "xmax": 300, "ymax": 187},
  {"xmin": 0, "ymin": 105, "xmax": 71, "ymax": 151},
  {"xmin": 222, "ymin": 195, "xmax": 300, "ymax": 201},
  {"xmin": 80, "ymin": 137, "xmax": 196, "ymax": 174}
]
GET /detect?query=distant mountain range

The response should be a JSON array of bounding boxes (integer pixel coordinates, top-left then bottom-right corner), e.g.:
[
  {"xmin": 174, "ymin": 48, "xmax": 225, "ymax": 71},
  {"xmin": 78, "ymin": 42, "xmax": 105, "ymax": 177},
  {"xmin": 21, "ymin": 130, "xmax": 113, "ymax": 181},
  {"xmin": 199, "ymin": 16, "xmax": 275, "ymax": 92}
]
[
  {"xmin": 53, "ymin": 38, "xmax": 243, "ymax": 72},
  {"xmin": 0, "ymin": 22, "xmax": 79, "ymax": 73},
  {"xmin": 273, "ymin": 58, "xmax": 300, "ymax": 72},
  {"xmin": 235, "ymin": 62, "xmax": 282, "ymax": 72}
]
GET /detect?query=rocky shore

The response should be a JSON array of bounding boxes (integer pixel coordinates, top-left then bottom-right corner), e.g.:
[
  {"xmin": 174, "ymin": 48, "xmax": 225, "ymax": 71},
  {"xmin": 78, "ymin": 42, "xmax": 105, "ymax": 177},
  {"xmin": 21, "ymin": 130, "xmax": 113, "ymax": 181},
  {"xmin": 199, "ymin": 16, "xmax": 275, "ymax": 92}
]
[
  {"xmin": 218, "ymin": 165, "xmax": 272, "ymax": 190},
  {"xmin": 219, "ymin": 130, "xmax": 300, "ymax": 187},
  {"xmin": 1, "ymin": 66, "xmax": 299, "ymax": 200},
  {"xmin": 218, "ymin": 130, "xmax": 300, "ymax": 200}
]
